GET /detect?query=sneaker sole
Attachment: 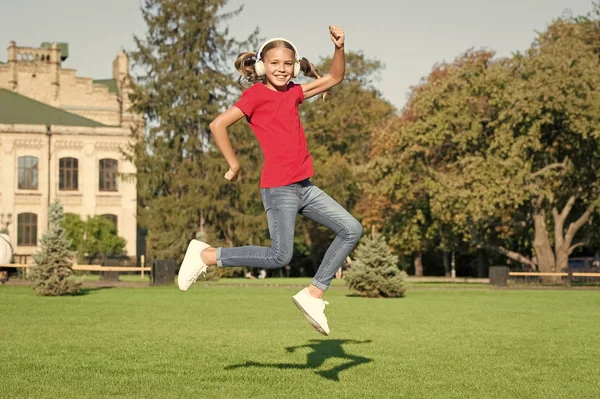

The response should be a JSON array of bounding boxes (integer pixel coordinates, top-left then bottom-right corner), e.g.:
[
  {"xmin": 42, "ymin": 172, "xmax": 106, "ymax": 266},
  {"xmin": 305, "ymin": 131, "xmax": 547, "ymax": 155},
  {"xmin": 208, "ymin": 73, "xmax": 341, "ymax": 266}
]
[{"xmin": 292, "ymin": 297, "xmax": 329, "ymax": 336}]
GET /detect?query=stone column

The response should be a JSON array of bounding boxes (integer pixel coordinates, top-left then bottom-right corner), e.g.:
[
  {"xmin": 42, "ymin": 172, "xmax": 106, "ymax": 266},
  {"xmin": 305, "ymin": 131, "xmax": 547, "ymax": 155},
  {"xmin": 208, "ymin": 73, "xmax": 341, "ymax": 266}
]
[
  {"xmin": 113, "ymin": 50, "xmax": 134, "ymax": 128},
  {"xmin": 7, "ymin": 41, "xmax": 17, "ymax": 90},
  {"xmin": 50, "ymin": 43, "xmax": 61, "ymax": 105}
]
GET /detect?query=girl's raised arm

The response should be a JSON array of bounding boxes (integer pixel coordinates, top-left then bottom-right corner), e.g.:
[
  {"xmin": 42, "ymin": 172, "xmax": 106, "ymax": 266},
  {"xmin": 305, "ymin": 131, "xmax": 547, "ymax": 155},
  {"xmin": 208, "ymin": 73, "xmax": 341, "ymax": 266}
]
[{"xmin": 302, "ymin": 25, "xmax": 345, "ymax": 100}]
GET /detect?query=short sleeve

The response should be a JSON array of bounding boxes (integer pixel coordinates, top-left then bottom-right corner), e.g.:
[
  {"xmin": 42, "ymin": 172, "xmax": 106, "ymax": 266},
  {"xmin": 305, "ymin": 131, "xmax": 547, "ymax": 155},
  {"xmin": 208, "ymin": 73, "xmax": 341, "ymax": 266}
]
[
  {"xmin": 234, "ymin": 86, "xmax": 258, "ymax": 118},
  {"xmin": 289, "ymin": 82, "xmax": 304, "ymax": 105}
]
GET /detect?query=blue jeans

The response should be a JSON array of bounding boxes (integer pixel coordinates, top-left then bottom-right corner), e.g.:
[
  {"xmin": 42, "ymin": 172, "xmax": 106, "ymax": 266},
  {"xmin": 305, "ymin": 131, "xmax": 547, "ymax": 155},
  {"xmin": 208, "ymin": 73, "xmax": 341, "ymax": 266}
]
[{"xmin": 216, "ymin": 179, "xmax": 363, "ymax": 290}]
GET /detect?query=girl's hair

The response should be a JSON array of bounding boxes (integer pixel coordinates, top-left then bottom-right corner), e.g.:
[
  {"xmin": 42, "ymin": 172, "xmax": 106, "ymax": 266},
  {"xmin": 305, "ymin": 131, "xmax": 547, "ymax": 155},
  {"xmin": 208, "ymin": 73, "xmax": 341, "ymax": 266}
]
[{"xmin": 234, "ymin": 40, "xmax": 331, "ymax": 100}]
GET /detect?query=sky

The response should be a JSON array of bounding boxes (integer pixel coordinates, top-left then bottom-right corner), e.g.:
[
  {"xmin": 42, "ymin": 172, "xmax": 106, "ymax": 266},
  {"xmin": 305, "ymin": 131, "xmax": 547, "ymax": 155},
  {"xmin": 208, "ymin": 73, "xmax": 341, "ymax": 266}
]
[{"xmin": 0, "ymin": 0, "xmax": 594, "ymax": 110}]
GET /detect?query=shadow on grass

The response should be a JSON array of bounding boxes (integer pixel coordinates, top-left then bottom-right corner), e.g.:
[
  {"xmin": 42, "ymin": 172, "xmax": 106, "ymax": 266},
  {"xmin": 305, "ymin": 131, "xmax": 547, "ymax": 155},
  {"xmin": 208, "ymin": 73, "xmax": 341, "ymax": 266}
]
[{"xmin": 225, "ymin": 339, "xmax": 373, "ymax": 382}]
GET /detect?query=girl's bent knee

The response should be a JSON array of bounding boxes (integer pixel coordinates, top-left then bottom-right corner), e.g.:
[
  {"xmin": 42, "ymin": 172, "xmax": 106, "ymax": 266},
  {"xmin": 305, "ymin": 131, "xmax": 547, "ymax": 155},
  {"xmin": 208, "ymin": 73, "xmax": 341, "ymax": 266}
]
[
  {"xmin": 272, "ymin": 252, "xmax": 293, "ymax": 268},
  {"xmin": 337, "ymin": 218, "xmax": 362, "ymax": 244},
  {"xmin": 348, "ymin": 219, "xmax": 363, "ymax": 242}
]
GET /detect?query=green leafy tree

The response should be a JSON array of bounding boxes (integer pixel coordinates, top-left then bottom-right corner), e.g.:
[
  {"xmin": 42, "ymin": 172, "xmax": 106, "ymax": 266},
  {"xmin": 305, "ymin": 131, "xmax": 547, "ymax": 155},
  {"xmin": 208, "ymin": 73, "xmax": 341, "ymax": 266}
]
[
  {"xmin": 358, "ymin": 115, "xmax": 441, "ymax": 276},
  {"xmin": 29, "ymin": 201, "xmax": 80, "ymax": 296},
  {"xmin": 345, "ymin": 232, "xmax": 407, "ymax": 298},
  {"xmin": 63, "ymin": 213, "xmax": 127, "ymax": 261},
  {"xmin": 82, "ymin": 216, "xmax": 127, "ymax": 260},
  {"xmin": 428, "ymin": 16, "xmax": 600, "ymax": 274},
  {"xmin": 363, "ymin": 8, "xmax": 600, "ymax": 277},
  {"xmin": 63, "ymin": 213, "xmax": 85, "ymax": 255}
]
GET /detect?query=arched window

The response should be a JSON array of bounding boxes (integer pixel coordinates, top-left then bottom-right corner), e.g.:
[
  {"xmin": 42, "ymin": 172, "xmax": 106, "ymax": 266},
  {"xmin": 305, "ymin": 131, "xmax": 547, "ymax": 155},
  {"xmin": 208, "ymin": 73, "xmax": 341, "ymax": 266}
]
[
  {"xmin": 59, "ymin": 157, "xmax": 79, "ymax": 190},
  {"xmin": 18, "ymin": 156, "xmax": 38, "ymax": 190},
  {"xmin": 99, "ymin": 159, "xmax": 118, "ymax": 191},
  {"xmin": 17, "ymin": 213, "xmax": 37, "ymax": 246}
]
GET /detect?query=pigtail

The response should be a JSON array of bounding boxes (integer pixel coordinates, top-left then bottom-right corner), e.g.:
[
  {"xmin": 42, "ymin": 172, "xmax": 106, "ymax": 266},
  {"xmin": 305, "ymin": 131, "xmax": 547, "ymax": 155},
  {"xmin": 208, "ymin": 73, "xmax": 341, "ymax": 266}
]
[
  {"xmin": 300, "ymin": 57, "xmax": 331, "ymax": 101},
  {"xmin": 234, "ymin": 51, "xmax": 265, "ymax": 88}
]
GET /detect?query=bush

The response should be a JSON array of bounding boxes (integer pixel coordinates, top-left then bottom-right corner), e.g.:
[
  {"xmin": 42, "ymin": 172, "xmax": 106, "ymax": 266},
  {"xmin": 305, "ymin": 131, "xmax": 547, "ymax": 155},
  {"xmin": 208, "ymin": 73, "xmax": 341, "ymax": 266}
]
[
  {"xmin": 344, "ymin": 233, "xmax": 407, "ymax": 298},
  {"xmin": 63, "ymin": 213, "xmax": 127, "ymax": 262}
]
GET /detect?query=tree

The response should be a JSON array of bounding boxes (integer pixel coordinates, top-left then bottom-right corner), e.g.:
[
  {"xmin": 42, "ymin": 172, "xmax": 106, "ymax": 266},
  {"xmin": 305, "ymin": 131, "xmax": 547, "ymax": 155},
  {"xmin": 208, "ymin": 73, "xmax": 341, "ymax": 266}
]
[
  {"xmin": 429, "ymin": 17, "xmax": 600, "ymax": 274},
  {"xmin": 129, "ymin": 0, "xmax": 263, "ymax": 262},
  {"xmin": 358, "ymin": 115, "xmax": 441, "ymax": 277},
  {"xmin": 344, "ymin": 231, "xmax": 407, "ymax": 298},
  {"xmin": 363, "ymin": 10, "xmax": 600, "ymax": 277},
  {"xmin": 496, "ymin": 16, "xmax": 600, "ymax": 274},
  {"xmin": 83, "ymin": 216, "xmax": 128, "ymax": 260},
  {"xmin": 63, "ymin": 213, "xmax": 127, "ymax": 262},
  {"xmin": 63, "ymin": 213, "xmax": 85, "ymax": 254},
  {"xmin": 29, "ymin": 201, "xmax": 80, "ymax": 296}
]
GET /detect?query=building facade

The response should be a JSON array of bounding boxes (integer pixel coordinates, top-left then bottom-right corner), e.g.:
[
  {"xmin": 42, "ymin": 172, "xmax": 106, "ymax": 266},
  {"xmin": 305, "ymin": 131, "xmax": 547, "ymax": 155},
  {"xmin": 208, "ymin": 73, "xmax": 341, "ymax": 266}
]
[{"xmin": 0, "ymin": 41, "xmax": 139, "ymax": 263}]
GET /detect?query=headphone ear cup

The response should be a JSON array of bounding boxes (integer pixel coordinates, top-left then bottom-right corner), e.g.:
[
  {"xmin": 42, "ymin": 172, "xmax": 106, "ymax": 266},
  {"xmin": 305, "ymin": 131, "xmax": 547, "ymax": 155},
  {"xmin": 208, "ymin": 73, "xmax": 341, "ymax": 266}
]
[
  {"xmin": 255, "ymin": 60, "xmax": 265, "ymax": 77},
  {"xmin": 293, "ymin": 61, "xmax": 300, "ymax": 78}
]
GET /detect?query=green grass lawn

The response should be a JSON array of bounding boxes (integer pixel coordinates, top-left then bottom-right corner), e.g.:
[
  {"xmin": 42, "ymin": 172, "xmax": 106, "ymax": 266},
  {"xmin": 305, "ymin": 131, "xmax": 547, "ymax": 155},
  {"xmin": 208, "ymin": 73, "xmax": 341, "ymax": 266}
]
[
  {"xmin": 65, "ymin": 274, "xmax": 492, "ymax": 289},
  {"xmin": 1, "ymin": 285, "xmax": 599, "ymax": 398}
]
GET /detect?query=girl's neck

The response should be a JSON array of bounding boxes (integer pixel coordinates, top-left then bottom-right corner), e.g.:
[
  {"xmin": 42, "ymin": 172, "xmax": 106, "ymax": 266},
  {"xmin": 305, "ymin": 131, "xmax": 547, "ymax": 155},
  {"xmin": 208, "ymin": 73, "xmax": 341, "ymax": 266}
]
[{"xmin": 263, "ymin": 81, "xmax": 290, "ymax": 92}]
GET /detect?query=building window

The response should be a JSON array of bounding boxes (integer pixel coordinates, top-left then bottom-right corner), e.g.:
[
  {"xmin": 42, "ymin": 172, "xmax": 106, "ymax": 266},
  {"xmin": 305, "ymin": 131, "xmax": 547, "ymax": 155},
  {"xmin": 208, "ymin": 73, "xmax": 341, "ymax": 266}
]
[
  {"xmin": 59, "ymin": 157, "xmax": 79, "ymax": 191},
  {"xmin": 17, "ymin": 213, "xmax": 37, "ymax": 246},
  {"xmin": 18, "ymin": 156, "xmax": 38, "ymax": 190},
  {"xmin": 99, "ymin": 159, "xmax": 118, "ymax": 192},
  {"xmin": 101, "ymin": 214, "xmax": 118, "ymax": 232}
]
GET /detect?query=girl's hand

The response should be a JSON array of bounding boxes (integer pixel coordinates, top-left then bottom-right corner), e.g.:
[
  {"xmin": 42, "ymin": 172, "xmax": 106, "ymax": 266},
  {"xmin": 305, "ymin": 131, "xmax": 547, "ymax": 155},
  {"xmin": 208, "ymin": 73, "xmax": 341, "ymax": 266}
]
[
  {"xmin": 329, "ymin": 25, "xmax": 344, "ymax": 49},
  {"xmin": 224, "ymin": 167, "xmax": 239, "ymax": 182}
]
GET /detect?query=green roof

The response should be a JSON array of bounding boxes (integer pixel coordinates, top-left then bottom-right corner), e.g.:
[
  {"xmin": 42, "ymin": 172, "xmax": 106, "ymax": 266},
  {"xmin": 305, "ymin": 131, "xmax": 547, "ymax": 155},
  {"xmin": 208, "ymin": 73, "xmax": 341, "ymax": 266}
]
[
  {"xmin": 93, "ymin": 79, "xmax": 119, "ymax": 95},
  {"xmin": 0, "ymin": 89, "xmax": 106, "ymax": 127}
]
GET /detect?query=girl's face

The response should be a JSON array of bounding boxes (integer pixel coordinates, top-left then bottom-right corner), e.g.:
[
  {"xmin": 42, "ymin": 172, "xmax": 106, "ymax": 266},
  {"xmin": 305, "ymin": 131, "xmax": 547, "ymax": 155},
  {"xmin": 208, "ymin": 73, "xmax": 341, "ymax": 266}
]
[{"xmin": 263, "ymin": 47, "xmax": 296, "ymax": 91}]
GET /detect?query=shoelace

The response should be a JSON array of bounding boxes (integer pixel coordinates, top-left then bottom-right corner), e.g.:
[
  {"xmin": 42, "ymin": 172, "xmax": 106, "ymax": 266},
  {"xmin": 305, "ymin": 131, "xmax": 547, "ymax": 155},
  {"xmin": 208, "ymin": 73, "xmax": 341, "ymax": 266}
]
[{"xmin": 191, "ymin": 266, "xmax": 207, "ymax": 282}]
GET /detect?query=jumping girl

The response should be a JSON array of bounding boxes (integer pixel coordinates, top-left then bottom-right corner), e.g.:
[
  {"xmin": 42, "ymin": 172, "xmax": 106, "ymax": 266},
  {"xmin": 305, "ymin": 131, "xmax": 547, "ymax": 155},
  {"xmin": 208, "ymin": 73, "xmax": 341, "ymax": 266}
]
[{"xmin": 178, "ymin": 26, "xmax": 362, "ymax": 336}]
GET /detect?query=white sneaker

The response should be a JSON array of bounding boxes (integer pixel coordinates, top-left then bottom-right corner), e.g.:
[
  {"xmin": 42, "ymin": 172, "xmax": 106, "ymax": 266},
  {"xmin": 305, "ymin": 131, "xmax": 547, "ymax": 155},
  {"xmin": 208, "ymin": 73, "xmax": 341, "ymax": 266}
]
[
  {"xmin": 178, "ymin": 240, "xmax": 211, "ymax": 291},
  {"xmin": 292, "ymin": 287, "xmax": 330, "ymax": 335}
]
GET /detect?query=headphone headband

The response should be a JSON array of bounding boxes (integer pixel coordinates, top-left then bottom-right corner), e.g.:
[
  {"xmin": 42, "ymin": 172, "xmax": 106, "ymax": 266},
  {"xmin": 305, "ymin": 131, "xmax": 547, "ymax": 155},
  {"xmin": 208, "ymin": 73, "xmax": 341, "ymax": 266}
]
[{"xmin": 257, "ymin": 37, "xmax": 300, "ymax": 61}]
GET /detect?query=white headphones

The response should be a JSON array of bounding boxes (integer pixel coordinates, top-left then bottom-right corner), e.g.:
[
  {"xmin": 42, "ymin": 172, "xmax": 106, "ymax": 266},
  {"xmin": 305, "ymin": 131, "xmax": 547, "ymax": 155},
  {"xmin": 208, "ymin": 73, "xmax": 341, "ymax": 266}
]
[{"xmin": 254, "ymin": 38, "xmax": 301, "ymax": 78}]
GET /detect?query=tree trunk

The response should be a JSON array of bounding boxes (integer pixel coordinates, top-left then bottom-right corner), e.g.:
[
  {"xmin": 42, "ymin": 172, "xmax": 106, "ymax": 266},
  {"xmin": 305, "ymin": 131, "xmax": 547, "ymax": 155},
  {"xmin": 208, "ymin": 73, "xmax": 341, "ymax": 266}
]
[
  {"xmin": 303, "ymin": 225, "xmax": 313, "ymax": 247},
  {"xmin": 476, "ymin": 249, "xmax": 487, "ymax": 278},
  {"xmin": 535, "ymin": 195, "xmax": 593, "ymax": 283},
  {"xmin": 484, "ymin": 244, "xmax": 536, "ymax": 270},
  {"xmin": 414, "ymin": 250, "xmax": 423, "ymax": 277},
  {"xmin": 487, "ymin": 195, "xmax": 593, "ymax": 284},
  {"xmin": 442, "ymin": 250, "xmax": 450, "ymax": 277},
  {"xmin": 199, "ymin": 211, "xmax": 205, "ymax": 234},
  {"xmin": 303, "ymin": 225, "xmax": 318, "ymax": 271},
  {"xmin": 553, "ymin": 200, "xmax": 593, "ymax": 273},
  {"xmin": 532, "ymin": 197, "xmax": 556, "ymax": 276},
  {"xmin": 481, "ymin": 160, "xmax": 595, "ymax": 281}
]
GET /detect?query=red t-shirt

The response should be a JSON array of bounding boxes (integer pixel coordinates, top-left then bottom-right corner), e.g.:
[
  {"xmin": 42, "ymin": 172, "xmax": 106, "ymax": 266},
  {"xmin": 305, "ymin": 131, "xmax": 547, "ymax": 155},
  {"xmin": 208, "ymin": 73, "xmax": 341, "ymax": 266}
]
[{"xmin": 234, "ymin": 82, "xmax": 314, "ymax": 188}]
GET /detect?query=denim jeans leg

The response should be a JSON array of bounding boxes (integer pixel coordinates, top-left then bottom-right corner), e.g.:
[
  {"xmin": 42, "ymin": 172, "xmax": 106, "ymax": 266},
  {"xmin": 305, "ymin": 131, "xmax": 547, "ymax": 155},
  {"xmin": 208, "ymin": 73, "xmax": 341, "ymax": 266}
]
[
  {"xmin": 299, "ymin": 183, "xmax": 363, "ymax": 290},
  {"xmin": 217, "ymin": 185, "xmax": 300, "ymax": 268}
]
